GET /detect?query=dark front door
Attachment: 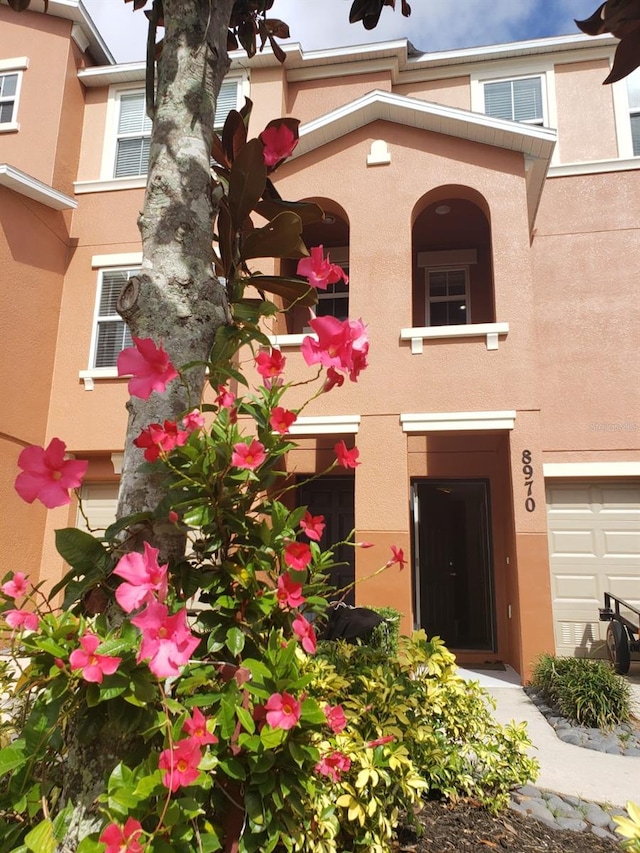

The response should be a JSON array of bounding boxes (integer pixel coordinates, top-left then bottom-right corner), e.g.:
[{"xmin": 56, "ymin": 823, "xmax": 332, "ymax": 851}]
[
  {"xmin": 413, "ymin": 479, "xmax": 495, "ymax": 650},
  {"xmin": 296, "ymin": 476, "xmax": 355, "ymax": 604}
]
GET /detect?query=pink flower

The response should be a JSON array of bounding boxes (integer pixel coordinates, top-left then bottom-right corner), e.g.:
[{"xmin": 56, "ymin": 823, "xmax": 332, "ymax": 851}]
[
  {"xmin": 386, "ymin": 546, "xmax": 406, "ymax": 571},
  {"xmin": 133, "ymin": 420, "xmax": 189, "ymax": 462},
  {"xmin": 299, "ymin": 510, "xmax": 325, "ymax": 542},
  {"xmin": 335, "ymin": 440, "xmax": 360, "ymax": 469},
  {"xmin": 69, "ymin": 633, "xmax": 122, "ymax": 684},
  {"xmin": 292, "ymin": 613, "xmax": 317, "ymax": 654},
  {"xmin": 158, "ymin": 737, "xmax": 202, "ymax": 792},
  {"xmin": 117, "ymin": 336, "xmax": 178, "ymax": 400},
  {"xmin": 265, "ymin": 691, "xmax": 301, "ymax": 730},
  {"xmin": 259, "ymin": 122, "xmax": 298, "ymax": 167},
  {"xmin": 276, "ymin": 573, "xmax": 306, "ymax": 610},
  {"xmin": 113, "ymin": 541, "xmax": 168, "ymax": 613},
  {"xmin": 256, "ymin": 349, "xmax": 286, "ymax": 381},
  {"xmin": 99, "ymin": 817, "xmax": 144, "ymax": 853},
  {"xmin": 132, "ymin": 601, "xmax": 200, "ymax": 678},
  {"xmin": 324, "ymin": 704, "xmax": 347, "ymax": 734},
  {"xmin": 297, "ymin": 246, "xmax": 348, "ymax": 291},
  {"xmin": 15, "ymin": 438, "xmax": 88, "ymax": 509},
  {"xmin": 4, "ymin": 609, "xmax": 40, "ymax": 632},
  {"xmin": 182, "ymin": 409, "xmax": 205, "ymax": 432},
  {"xmin": 1, "ymin": 572, "xmax": 29, "ymax": 599},
  {"xmin": 323, "ymin": 367, "xmax": 345, "ymax": 393},
  {"xmin": 366, "ymin": 735, "xmax": 396, "ymax": 748},
  {"xmin": 355, "ymin": 541, "xmax": 375, "ymax": 549},
  {"xmin": 182, "ymin": 707, "xmax": 218, "ymax": 746},
  {"xmin": 168, "ymin": 510, "xmax": 179, "ymax": 524},
  {"xmin": 284, "ymin": 541, "xmax": 312, "ymax": 571},
  {"xmin": 215, "ymin": 385, "xmax": 236, "ymax": 408},
  {"xmin": 231, "ymin": 439, "xmax": 267, "ymax": 471},
  {"xmin": 301, "ymin": 314, "xmax": 369, "ymax": 382},
  {"xmin": 270, "ymin": 407, "xmax": 297, "ymax": 435},
  {"xmin": 315, "ymin": 751, "xmax": 351, "ymax": 782}
]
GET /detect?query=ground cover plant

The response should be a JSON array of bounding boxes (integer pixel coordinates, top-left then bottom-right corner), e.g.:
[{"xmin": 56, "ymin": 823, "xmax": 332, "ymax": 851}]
[{"xmin": 530, "ymin": 653, "xmax": 631, "ymax": 730}]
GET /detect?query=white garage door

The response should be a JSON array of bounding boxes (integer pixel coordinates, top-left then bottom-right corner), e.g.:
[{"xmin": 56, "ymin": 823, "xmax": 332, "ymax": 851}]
[
  {"xmin": 546, "ymin": 481, "xmax": 640, "ymax": 658},
  {"xmin": 76, "ymin": 483, "xmax": 119, "ymax": 533}
]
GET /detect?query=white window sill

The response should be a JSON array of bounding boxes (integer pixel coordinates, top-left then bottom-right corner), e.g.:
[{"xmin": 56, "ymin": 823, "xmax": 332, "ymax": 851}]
[
  {"xmin": 267, "ymin": 332, "xmax": 316, "ymax": 348},
  {"xmin": 400, "ymin": 322, "xmax": 509, "ymax": 353},
  {"xmin": 79, "ymin": 367, "xmax": 124, "ymax": 390},
  {"xmin": 74, "ymin": 176, "xmax": 147, "ymax": 194},
  {"xmin": 0, "ymin": 122, "xmax": 19, "ymax": 134}
]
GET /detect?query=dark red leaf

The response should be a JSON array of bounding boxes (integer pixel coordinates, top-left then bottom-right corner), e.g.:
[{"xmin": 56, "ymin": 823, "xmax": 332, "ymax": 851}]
[
  {"xmin": 228, "ymin": 138, "xmax": 267, "ymax": 230},
  {"xmin": 7, "ymin": 0, "xmax": 33, "ymax": 11},
  {"xmin": 265, "ymin": 18, "xmax": 290, "ymax": 39},
  {"xmin": 604, "ymin": 31, "xmax": 640, "ymax": 81},
  {"xmin": 222, "ymin": 110, "xmax": 249, "ymax": 165}
]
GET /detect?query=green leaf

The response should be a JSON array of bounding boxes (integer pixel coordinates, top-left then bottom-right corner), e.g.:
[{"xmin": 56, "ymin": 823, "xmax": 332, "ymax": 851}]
[
  {"xmin": 225, "ymin": 626, "xmax": 246, "ymax": 656},
  {"xmin": 240, "ymin": 212, "xmax": 307, "ymax": 261},
  {"xmin": 54, "ymin": 528, "xmax": 109, "ymax": 573},
  {"xmin": 228, "ymin": 138, "xmax": 266, "ymax": 230},
  {"xmin": 218, "ymin": 757, "xmax": 247, "ymax": 780},
  {"xmin": 0, "ymin": 743, "xmax": 27, "ymax": 775},
  {"xmin": 77, "ymin": 839, "xmax": 106, "ymax": 853},
  {"xmin": 248, "ymin": 275, "xmax": 317, "ymax": 306},
  {"xmin": 24, "ymin": 819, "xmax": 55, "ymax": 853},
  {"xmin": 236, "ymin": 704, "xmax": 255, "ymax": 734},
  {"xmin": 255, "ymin": 198, "xmax": 324, "ymax": 226},
  {"xmin": 104, "ymin": 512, "xmax": 153, "ymax": 541}
]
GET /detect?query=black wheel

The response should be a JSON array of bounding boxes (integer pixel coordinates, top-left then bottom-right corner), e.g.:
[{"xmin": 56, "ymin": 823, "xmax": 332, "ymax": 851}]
[{"xmin": 606, "ymin": 621, "xmax": 631, "ymax": 675}]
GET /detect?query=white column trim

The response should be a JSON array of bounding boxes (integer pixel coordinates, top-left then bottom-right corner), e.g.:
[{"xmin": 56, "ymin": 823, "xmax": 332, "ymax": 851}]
[
  {"xmin": 401, "ymin": 410, "xmax": 516, "ymax": 432},
  {"xmin": 543, "ymin": 462, "xmax": 640, "ymax": 477},
  {"xmin": 288, "ymin": 415, "xmax": 361, "ymax": 435}
]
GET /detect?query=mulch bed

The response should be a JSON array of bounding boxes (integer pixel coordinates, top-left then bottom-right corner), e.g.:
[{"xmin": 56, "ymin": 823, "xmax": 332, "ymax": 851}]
[{"xmin": 392, "ymin": 798, "xmax": 620, "ymax": 853}]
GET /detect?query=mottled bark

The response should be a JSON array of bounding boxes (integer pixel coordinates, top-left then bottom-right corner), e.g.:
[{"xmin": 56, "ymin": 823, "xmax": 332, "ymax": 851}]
[{"xmin": 117, "ymin": 0, "xmax": 235, "ymax": 562}]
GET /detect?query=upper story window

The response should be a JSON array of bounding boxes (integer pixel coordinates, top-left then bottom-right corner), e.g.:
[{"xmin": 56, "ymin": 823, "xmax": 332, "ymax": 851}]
[
  {"xmin": 316, "ymin": 248, "xmax": 349, "ymax": 322},
  {"xmin": 483, "ymin": 75, "xmax": 544, "ymax": 126},
  {"xmin": 90, "ymin": 268, "xmax": 135, "ymax": 368},
  {"xmin": 0, "ymin": 58, "xmax": 27, "ymax": 132},
  {"xmin": 426, "ymin": 267, "xmax": 470, "ymax": 326},
  {"xmin": 627, "ymin": 69, "xmax": 640, "ymax": 156}
]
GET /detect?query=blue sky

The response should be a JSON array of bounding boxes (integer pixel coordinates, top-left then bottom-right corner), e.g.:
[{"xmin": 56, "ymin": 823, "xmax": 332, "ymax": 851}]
[{"xmin": 84, "ymin": 0, "xmax": 601, "ymax": 64}]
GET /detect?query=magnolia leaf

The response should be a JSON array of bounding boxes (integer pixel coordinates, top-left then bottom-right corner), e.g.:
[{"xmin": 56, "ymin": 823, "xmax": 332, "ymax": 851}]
[
  {"xmin": 228, "ymin": 138, "xmax": 266, "ymax": 231},
  {"xmin": 254, "ymin": 198, "xmax": 324, "ymax": 226},
  {"xmin": 211, "ymin": 132, "xmax": 229, "ymax": 169},
  {"xmin": 249, "ymin": 275, "xmax": 317, "ymax": 307},
  {"xmin": 215, "ymin": 200, "xmax": 234, "ymax": 279},
  {"xmin": 7, "ymin": 0, "xmax": 33, "ymax": 9},
  {"xmin": 264, "ymin": 18, "xmax": 290, "ymax": 39},
  {"xmin": 240, "ymin": 212, "xmax": 306, "ymax": 260},
  {"xmin": 222, "ymin": 110, "xmax": 248, "ymax": 166}
]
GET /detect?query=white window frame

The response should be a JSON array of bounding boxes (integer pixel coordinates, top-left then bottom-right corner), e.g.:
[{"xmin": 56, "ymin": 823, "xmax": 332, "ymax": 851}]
[
  {"xmin": 612, "ymin": 67, "xmax": 640, "ymax": 159},
  {"xmin": 315, "ymin": 246, "xmax": 349, "ymax": 321},
  {"xmin": 0, "ymin": 57, "xmax": 28, "ymax": 133},
  {"xmin": 425, "ymin": 266, "xmax": 471, "ymax": 327},
  {"xmin": 481, "ymin": 74, "xmax": 546, "ymax": 126},
  {"xmin": 100, "ymin": 75, "xmax": 247, "ymax": 183},
  {"xmin": 88, "ymin": 266, "xmax": 138, "ymax": 370}
]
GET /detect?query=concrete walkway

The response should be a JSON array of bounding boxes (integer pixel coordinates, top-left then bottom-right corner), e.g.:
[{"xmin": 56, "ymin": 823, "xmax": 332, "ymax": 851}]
[{"xmin": 458, "ymin": 665, "xmax": 640, "ymax": 809}]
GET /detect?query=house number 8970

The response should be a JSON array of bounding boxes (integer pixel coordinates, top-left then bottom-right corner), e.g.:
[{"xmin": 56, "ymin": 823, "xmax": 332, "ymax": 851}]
[{"xmin": 522, "ymin": 450, "xmax": 535, "ymax": 512}]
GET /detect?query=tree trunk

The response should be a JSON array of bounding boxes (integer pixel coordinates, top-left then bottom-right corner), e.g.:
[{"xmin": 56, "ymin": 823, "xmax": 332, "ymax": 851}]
[{"xmin": 117, "ymin": 0, "xmax": 235, "ymax": 562}]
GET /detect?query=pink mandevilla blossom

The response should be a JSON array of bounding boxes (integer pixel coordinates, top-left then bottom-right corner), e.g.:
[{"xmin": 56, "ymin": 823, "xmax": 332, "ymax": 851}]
[
  {"xmin": 301, "ymin": 314, "xmax": 368, "ymax": 382},
  {"xmin": 315, "ymin": 751, "xmax": 351, "ymax": 783},
  {"xmin": 117, "ymin": 336, "xmax": 178, "ymax": 400},
  {"xmin": 5, "ymin": 610, "xmax": 40, "ymax": 632},
  {"xmin": 231, "ymin": 440, "xmax": 267, "ymax": 471},
  {"xmin": 367, "ymin": 735, "xmax": 396, "ymax": 748},
  {"xmin": 113, "ymin": 541, "xmax": 168, "ymax": 613},
  {"xmin": 265, "ymin": 692, "xmax": 301, "ymax": 730},
  {"xmin": 334, "ymin": 440, "xmax": 360, "ymax": 469},
  {"xmin": 215, "ymin": 385, "xmax": 236, "ymax": 408},
  {"xmin": 99, "ymin": 817, "xmax": 144, "ymax": 853},
  {"xmin": 297, "ymin": 246, "xmax": 348, "ymax": 291},
  {"xmin": 276, "ymin": 573, "xmax": 306, "ymax": 610},
  {"xmin": 182, "ymin": 708, "xmax": 218, "ymax": 746},
  {"xmin": 132, "ymin": 601, "xmax": 200, "ymax": 678},
  {"xmin": 355, "ymin": 541, "xmax": 375, "ymax": 549},
  {"xmin": 386, "ymin": 546, "xmax": 407, "ymax": 571},
  {"xmin": 1, "ymin": 572, "xmax": 29, "ymax": 599},
  {"xmin": 323, "ymin": 366, "xmax": 344, "ymax": 393},
  {"xmin": 158, "ymin": 737, "xmax": 202, "ymax": 792},
  {"xmin": 284, "ymin": 541, "xmax": 312, "ymax": 571},
  {"xmin": 299, "ymin": 510, "xmax": 325, "ymax": 542},
  {"xmin": 270, "ymin": 407, "xmax": 297, "ymax": 435},
  {"xmin": 69, "ymin": 633, "xmax": 122, "ymax": 684},
  {"xmin": 134, "ymin": 420, "xmax": 189, "ymax": 462},
  {"xmin": 182, "ymin": 409, "xmax": 205, "ymax": 432},
  {"xmin": 259, "ymin": 123, "xmax": 298, "ymax": 167},
  {"xmin": 324, "ymin": 703, "xmax": 347, "ymax": 734},
  {"xmin": 15, "ymin": 438, "xmax": 88, "ymax": 509},
  {"xmin": 255, "ymin": 349, "xmax": 286, "ymax": 381},
  {"xmin": 292, "ymin": 613, "xmax": 317, "ymax": 654}
]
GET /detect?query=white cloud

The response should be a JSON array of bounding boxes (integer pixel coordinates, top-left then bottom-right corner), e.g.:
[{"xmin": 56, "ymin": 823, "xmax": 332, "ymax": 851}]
[{"xmin": 84, "ymin": 0, "xmax": 601, "ymax": 64}]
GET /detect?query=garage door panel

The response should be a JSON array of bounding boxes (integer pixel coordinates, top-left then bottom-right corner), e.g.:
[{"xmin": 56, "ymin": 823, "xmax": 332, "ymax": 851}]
[
  {"xmin": 77, "ymin": 483, "xmax": 119, "ymax": 533},
  {"xmin": 546, "ymin": 480, "xmax": 640, "ymax": 659}
]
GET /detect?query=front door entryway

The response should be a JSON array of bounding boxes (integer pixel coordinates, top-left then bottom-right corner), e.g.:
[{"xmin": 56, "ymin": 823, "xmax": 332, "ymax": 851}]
[
  {"xmin": 296, "ymin": 476, "xmax": 355, "ymax": 604},
  {"xmin": 412, "ymin": 479, "xmax": 496, "ymax": 650}
]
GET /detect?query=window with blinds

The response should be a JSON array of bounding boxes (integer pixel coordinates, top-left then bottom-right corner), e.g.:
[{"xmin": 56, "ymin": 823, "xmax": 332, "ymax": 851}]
[
  {"xmin": 92, "ymin": 269, "xmax": 135, "ymax": 368},
  {"xmin": 627, "ymin": 69, "xmax": 640, "ymax": 156},
  {"xmin": 0, "ymin": 73, "xmax": 19, "ymax": 124},
  {"xmin": 484, "ymin": 76, "xmax": 544, "ymax": 126},
  {"xmin": 426, "ymin": 268, "xmax": 470, "ymax": 326},
  {"xmin": 113, "ymin": 80, "xmax": 241, "ymax": 177}
]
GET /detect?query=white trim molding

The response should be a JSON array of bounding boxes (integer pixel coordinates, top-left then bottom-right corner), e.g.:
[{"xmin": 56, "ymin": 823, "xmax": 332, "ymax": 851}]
[
  {"xmin": 78, "ymin": 367, "xmax": 120, "ymax": 390},
  {"xmin": 401, "ymin": 410, "xmax": 516, "ymax": 432},
  {"xmin": 548, "ymin": 158, "xmax": 639, "ymax": 177},
  {"xmin": 91, "ymin": 252, "xmax": 143, "ymax": 268},
  {"xmin": 288, "ymin": 415, "xmax": 361, "ymax": 436},
  {"xmin": 0, "ymin": 57, "xmax": 29, "ymax": 73},
  {"xmin": 543, "ymin": 462, "xmax": 640, "ymax": 478},
  {"xmin": 267, "ymin": 333, "xmax": 308, "ymax": 348},
  {"xmin": 111, "ymin": 453, "xmax": 124, "ymax": 475},
  {"xmin": 74, "ymin": 177, "xmax": 147, "ymax": 194},
  {"xmin": 0, "ymin": 163, "xmax": 76, "ymax": 210},
  {"xmin": 401, "ymin": 322, "xmax": 509, "ymax": 353}
]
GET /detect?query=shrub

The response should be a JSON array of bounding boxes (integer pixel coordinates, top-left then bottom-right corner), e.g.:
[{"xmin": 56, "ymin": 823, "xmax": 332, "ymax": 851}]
[
  {"xmin": 530, "ymin": 654, "xmax": 631, "ymax": 729},
  {"xmin": 367, "ymin": 607, "xmax": 402, "ymax": 655}
]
